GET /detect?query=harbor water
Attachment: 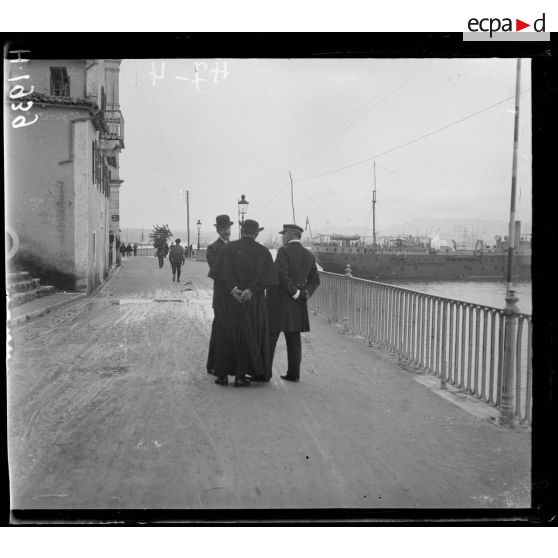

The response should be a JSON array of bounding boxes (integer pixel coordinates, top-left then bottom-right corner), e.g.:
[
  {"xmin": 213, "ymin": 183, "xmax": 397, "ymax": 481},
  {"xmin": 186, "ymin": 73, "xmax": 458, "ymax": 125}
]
[
  {"xmin": 271, "ymin": 249, "xmax": 530, "ymax": 315},
  {"xmin": 384, "ymin": 279, "xmax": 532, "ymax": 315}
]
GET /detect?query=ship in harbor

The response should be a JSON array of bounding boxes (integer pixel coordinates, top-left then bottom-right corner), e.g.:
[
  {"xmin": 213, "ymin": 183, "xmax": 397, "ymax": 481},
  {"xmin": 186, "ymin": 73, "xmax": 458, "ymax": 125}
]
[
  {"xmin": 311, "ymin": 225, "xmax": 531, "ymax": 281},
  {"xmin": 311, "ymin": 162, "xmax": 531, "ymax": 281}
]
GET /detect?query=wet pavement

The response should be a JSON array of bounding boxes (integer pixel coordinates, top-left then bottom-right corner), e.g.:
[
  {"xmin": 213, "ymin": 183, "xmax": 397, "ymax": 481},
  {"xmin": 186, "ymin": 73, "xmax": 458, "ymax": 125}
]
[{"xmin": 7, "ymin": 254, "xmax": 531, "ymax": 509}]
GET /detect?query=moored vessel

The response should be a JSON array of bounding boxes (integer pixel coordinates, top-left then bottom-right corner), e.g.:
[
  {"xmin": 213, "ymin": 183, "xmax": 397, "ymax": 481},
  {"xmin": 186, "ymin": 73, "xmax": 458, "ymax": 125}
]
[{"xmin": 312, "ymin": 227, "xmax": 531, "ymax": 281}]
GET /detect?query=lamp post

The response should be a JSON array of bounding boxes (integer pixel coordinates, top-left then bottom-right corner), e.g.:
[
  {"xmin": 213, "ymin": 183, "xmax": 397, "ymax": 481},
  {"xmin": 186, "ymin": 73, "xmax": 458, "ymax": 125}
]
[
  {"xmin": 238, "ymin": 194, "xmax": 249, "ymax": 238},
  {"xmin": 500, "ymin": 58, "xmax": 522, "ymax": 428},
  {"xmin": 179, "ymin": 189, "xmax": 190, "ymax": 256},
  {"xmin": 196, "ymin": 219, "xmax": 201, "ymax": 250}
]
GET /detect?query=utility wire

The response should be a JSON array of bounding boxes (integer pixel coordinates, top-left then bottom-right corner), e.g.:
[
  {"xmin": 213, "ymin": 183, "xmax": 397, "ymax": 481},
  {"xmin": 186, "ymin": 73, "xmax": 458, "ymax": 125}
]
[
  {"xmin": 289, "ymin": 60, "xmax": 426, "ymax": 171},
  {"xmin": 296, "ymin": 90, "xmax": 529, "ymax": 183},
  {"xmin": 253, "ymin": 62, "xmax": 426, "ymax": 214}
]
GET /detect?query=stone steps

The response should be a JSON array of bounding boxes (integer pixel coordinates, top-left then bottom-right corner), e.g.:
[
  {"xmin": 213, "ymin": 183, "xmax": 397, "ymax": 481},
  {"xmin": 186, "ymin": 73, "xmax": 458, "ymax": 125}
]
[
  {"xmin": 8, "ymin": 278, "xmax": 41, "ymax": 294},
  {"xmin": 7, "ymin": 272, "xmax": 57, "ymax": 309},
  {"xmin": 7, "ymin": 271, "xmax": 30, "ymax": 284}
]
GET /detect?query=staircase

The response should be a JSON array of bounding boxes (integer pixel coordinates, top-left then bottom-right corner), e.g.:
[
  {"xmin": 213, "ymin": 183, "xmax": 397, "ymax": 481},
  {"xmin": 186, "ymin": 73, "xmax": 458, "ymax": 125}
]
[{"xmin": 7, "ymin": 271, "xmax": 57, "ymax": 309}]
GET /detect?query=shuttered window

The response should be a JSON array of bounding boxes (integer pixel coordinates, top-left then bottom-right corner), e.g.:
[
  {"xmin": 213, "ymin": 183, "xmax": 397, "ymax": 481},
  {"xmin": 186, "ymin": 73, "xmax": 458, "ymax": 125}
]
[{"xmin": 50, "ymin": 67, "xmax": 70, "ymax": 96}]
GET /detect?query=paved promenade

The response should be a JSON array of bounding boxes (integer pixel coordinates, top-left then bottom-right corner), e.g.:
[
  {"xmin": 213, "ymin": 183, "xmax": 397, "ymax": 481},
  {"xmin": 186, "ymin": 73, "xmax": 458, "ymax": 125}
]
[{"xmin": 7, "ymin": 255, "xmax": 531, "ymax": 509}]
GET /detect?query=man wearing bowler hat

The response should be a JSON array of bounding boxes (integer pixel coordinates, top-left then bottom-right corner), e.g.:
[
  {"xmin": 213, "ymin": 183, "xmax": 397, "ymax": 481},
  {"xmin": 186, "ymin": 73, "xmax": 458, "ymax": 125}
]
[
  {"xmin": 206, "ymin": 214, "xmax": 234, "ymax": 376},
  {"xmin": 267, "ymin": 223, "xmax": 320, "ymax": 382},
  {"xmin": 209, "ymin": 219, "xmax": 277, "ymax": 387}
]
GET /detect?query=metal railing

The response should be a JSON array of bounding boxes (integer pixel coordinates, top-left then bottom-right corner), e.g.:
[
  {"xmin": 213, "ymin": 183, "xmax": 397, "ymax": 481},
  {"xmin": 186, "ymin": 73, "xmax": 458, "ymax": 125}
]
[
  {"xmin": 308, "ymin": 271, "xmax": 532, "ymax": 425},
  {"xmin": 123, "ymin": 247, "xmax": 204, "ymax": 259},
  {"xmin": 118, "ymin": 247, "xmax": 156, "ymax": 257}
]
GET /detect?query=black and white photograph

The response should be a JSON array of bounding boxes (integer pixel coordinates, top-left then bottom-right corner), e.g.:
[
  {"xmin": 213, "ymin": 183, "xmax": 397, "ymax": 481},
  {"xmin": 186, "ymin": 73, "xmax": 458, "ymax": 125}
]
[{"xmin": 3, "ymin": 29, "xmax": 554, "ymax": 527}]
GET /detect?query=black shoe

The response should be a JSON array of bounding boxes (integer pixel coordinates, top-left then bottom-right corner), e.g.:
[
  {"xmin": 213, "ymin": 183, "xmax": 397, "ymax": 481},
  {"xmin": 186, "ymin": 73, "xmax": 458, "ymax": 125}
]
[
  {"xmin": 234, "ymin": 377, "xmax": 251, "ymax": 388},
  {"xmin": 215, "ymin": 377, "xmax": 228, "ymax": 386},
  {"xmin": 281, "ymin": 375, "xmax": 299, "ymax": 383}
]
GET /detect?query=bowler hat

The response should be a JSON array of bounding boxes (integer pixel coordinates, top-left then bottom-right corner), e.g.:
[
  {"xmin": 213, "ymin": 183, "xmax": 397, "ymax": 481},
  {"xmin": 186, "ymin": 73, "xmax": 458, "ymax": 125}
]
[
  {"xmin": 214, "ymin": 215, "xmax": 234, "ymax": 228},
  {"xmin": 279, "ymin": 224, "xmax": 304, "ymax": 234},
  {"xmin": 175, "ymin": 238, "xmax": 181, "ymax": 243},
  {"xmin": 241, "ymin": 219, "xmax": 264, "ymax": 234}
]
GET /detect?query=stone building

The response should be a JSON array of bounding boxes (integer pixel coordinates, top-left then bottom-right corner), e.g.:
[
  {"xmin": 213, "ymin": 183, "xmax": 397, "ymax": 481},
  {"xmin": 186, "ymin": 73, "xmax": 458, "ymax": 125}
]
[{"xmin": 5, "ymin": 58, "xmax": 125, "ymax": 292}]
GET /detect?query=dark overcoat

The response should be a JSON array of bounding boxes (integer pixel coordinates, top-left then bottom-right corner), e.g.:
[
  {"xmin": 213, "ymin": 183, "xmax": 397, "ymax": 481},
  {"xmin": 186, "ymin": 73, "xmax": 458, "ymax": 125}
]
[
  {"xmin": 206, "ymin": 237, "xmax": 227, "ymax": 308},
  {"xmin": 209, "ymin": 237, "xmax": 278, "ymax": 380},
  {"xmin": 267, "ymin": 241, "xmax": 320, "ymax": 332},
  {"xmin": 169, "ymin": 244, "xmax": 185, "ymax": 263}
]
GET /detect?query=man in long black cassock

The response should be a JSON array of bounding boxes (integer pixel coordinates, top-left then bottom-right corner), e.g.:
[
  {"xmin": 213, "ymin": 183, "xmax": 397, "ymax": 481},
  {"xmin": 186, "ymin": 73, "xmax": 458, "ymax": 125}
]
[
  {"xmin": 209, "ymin": 219, "xmax": 278, "ymax": 387},
  {"xmin": 267, "ymin": 224, "xmax": 320, "ymax": 382},
  {"xmin": 206, "ymin": 214, "xmax": 234, "ymax": 377}
]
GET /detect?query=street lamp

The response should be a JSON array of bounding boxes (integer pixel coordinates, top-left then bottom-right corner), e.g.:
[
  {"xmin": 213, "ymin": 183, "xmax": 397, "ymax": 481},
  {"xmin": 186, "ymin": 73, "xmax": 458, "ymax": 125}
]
[
  {"xmin": 238, "ymin": 194, "xmax": 249, "ymax": 238},
  {"xmin": 179, "ymin": 189, "xmax": 190, "ymax": 255},
  {"xmin": 196, "ymin": 219, "xmax": 201, "ymax": 250}
]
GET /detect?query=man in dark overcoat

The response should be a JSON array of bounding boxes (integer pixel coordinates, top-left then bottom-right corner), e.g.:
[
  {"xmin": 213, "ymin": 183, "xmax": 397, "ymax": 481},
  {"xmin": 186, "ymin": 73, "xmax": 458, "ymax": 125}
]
[
  {"xmin": 156, "ymin": 239, "xmax": 168, "ymax": 268},
  {"xmin": 169, "ymin": 238, "xmax": 185, "ymax": 282},
  {"xmin": 209, "ymin": 219, "xmax": 278, "ymax": 387},
  {"xmin": 267, "ymin": 224, "xmax": 320, "ymax": 382},
  {"xmin": 206, "ymin": 214, "xmax": 233, "ymax": 377}
]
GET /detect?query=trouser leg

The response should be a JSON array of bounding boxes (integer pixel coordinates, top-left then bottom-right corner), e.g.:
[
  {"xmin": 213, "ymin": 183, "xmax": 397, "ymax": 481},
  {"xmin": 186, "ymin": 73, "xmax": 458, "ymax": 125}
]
[
  {"xmin": 206, "ymin": 318, "xmax": 217, "ymax": 374},
  {"xmin": 158, "ymin": 255, "xmax": 164, "ymax": 268},
  {"xmin": 176, "ymin": 263, "xmax": 181, "ymax": 281},
  {"xmin": 284, "ymin": 331, "xmax": 302, "ymax": 380},
  {"xmin": 268, "ymin": 330, "xmax": 281, "ymax": 375}
]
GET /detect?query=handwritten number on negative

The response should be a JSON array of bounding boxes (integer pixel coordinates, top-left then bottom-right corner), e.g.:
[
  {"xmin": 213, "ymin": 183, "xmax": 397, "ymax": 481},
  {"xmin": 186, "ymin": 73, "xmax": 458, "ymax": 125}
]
[
  {"xmin": 9, "ymin": 84, "xmax": 35, "ymax": 99},
  {"xmin": 12, "ymin": 114, "xmax": 39, "ymax": 128},
  {"xmin": 149, "ymin": 62, "xmax": 165, "ymax": 86}
]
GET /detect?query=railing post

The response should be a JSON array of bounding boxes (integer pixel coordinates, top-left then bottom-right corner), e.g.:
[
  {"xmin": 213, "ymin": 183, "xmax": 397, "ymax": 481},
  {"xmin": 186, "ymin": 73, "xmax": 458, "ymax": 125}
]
[
  {"xmin": 342, "ymin": 265, "xmax": 352, "ymax": 333},
  {"xmin": 440, "ymin": 301, "xmax": 447, "ymax": 390},
  {"xmin": 500, "ymin": 289, "xmax": 519, "ymax": 427}
]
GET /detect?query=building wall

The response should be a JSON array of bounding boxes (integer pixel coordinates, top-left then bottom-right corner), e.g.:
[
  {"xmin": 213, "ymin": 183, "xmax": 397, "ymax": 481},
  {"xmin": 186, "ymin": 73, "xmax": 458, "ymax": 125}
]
[
  {"xmin": 6, "ymin": 58, "xmax": 122, "ymax": 291},
  {"xmin": 6, "ymin": 104, "xmax": 83, "ymax": 289},
  {"xmin": 109, "ymin": 182, "xmax": 121, "ymax": 263},
  {"xmin": 9, "ymin": 59, "xmax": 87, "ymax": 98},
  {"xmin": 73, "ymin": 120, "xmax": 110, "ymax": 292}
]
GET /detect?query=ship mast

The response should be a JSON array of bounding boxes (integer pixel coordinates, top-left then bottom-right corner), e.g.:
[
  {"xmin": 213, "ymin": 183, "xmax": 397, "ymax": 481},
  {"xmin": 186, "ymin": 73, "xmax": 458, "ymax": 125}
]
[{"xmin": 372, "ymin": 162, "xmax": 377, "ymax": 245}]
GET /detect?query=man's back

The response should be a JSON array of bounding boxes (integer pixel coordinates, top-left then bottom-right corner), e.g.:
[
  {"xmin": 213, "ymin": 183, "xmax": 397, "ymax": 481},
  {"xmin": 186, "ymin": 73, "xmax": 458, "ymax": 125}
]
[
  {"xmin": 206, "ymin": 237, "xmax": 226, "ymax": 274},
  {"xmin": 169, "ymin": 244, "xmax": 184, "ymax": 262},
  {"xmin": 213, "ymin": 238, "xmax": 276, "ymax": 291},
  {"xmin": 280, "ymin": 242, "xmax": 318, "ymax": 288}
]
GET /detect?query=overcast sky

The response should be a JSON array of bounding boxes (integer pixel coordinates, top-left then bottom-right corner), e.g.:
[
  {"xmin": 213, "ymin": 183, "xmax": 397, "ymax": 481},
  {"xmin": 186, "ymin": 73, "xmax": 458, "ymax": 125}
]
[{"xmin": 118, "ymin": 58, "xmax": 532, "ymax": 239}]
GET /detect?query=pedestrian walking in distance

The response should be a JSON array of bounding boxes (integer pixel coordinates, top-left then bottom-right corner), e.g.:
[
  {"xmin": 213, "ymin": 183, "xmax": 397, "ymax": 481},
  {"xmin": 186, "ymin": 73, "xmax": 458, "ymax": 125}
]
[
  {"xmin": 133, "ymin": 243, "xmax": 138, "ymax": 256},
  {"xmin": 209, "ymin": 219, "xmax": 278, "ymax": 387},
  {"xmin": 267, "ymin": 224, "xmax": 320, "ymax": 382},
  {"xmin": 126, "ymin": 243, "xmax": 133, "ymax": 257},
  {"xmin": 156, "ymin": 240, "xmax": 168, "ymax": 269},
  {"xmin": 119, "ymin": 241, "xmax": 126, "ymax": 258},
  {"xmin": 169, "ymin": 238, "xmax": 185, "ymax": 282},
  {"xmin": 206, "ymin": 214, "xmax": 233, "ymax": 376}
]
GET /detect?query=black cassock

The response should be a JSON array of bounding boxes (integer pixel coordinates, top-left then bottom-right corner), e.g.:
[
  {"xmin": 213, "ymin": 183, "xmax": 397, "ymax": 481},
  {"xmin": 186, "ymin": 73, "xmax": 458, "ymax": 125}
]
[
  {"xmin": 205, "ymin": 236, "xmax": 228, "ymax": 375},
  {"xmin": 209, "ymin": 237, "xmax": 278, "ymax": 380}
]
